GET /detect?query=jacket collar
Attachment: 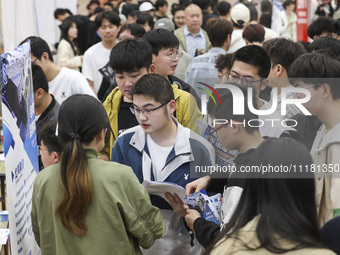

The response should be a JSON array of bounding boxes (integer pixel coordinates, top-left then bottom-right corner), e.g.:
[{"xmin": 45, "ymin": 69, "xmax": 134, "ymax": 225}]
[
  {"xmin": 316, "ymin": 122, "xmax": 340, "ymax": 151},
  {"xmin": 129, "ymin": 117, "xmax": 193, "ymax": 159}
]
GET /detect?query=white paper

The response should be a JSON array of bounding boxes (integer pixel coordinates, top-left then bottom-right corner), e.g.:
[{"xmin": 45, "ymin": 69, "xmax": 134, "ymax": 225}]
[
  {"xmin": 142, "ymin": 180, "xmax": 186, "ymax": 202},
  {"xmin": 0, "ymin": 229, "xmax": 9, "ymax": 245}
]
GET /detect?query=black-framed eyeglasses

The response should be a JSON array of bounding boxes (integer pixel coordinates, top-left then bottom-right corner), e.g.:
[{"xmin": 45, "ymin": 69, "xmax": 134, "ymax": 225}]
[
  {"xmin": 130, "ymin": 100, "xmax": 171, "ymax": 116},
  {"xmin": 32, "ymin": 58, "xmax": 39, "ymax": 64},
  {"xmin": 228, "ymin": 71, "xmax": 262, "ymax": 86},
  {"xmin": 169, "ymin": 52, "xmax": 183, "ymax": 61}
]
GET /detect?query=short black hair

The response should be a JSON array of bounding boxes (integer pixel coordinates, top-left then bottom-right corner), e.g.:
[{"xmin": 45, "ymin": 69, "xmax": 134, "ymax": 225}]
[
  {"xmin": 283, "ymin": 0, "xmax": 295, "ymax": 10},
  {"xmin": 334, "ymin": 18, "xmax": 340, "ymax": 36},
  {"xmin": 19, "ymin": 36, "xmax": 54, "ymax": 62},
  {"xmin": 259, "ymin": 13, "xmax": 271, "ymax": 28},
  {"xmin": 104, "ymin": 2, "xmax": 114, "ymax": 8},
  {"xmin": 38, "ymin": 121, "xmax": 61, "ymax": 154},
  {"xmin": 208, "ymin": 84, "xmax": 259, "ymax": 134},
  {"xmin": 206, "ymin": 18, "xmax": 233, "ymax": 47},
  {"xmin": 288, "ymin": 53, "xmax": 340, "ymax": 99},
  {"xmin": 110, "ymin": 38, "xmax": 152, "ymax": 73},
  {"xmin": 307, "ymin": 16, "xmax": 334, "ymax": 39},
  {"xmin": 215, "ymin": 53, "xmax": 233, "ymax": 71},
  {"xmin": 143, "ymin": 29, "xmax": 179, "ymax": 55},
  {"xmin": 94, "ymin": 11, "xmax": 121, "ymax": 29},
  {"xmin": 155, "ymin": 0, "xmax": 168, "ymax": 10},
  {"xmin": 217, "ymin": 1, "xmax": 231, "ymax": 16},
  {"xmin": 136, "ymin": 13, "xmax": 155, "ymax": 29},
  {"xmin": 130, "ymin": 73, "xmax": 174, "ymax": 104},
  {"xmin": 32, "ymin": 64, "xmax": 49, "ymax": 92},
  {"xmin": 263, "ymin": 38, "xmax": 306, "ymax": 73},
  {"xmin": 233, "ymin": 45, "xmax": 271, "ymax": 78},
  {"xmin": 54, "ymin": 8, "xmax": 73, "ymax": 19},
  {"xmin": 117, "ymin": 23, "xmax": 146, "ymax": 39},
  {"xmin": 310, "ymin": 36, "xmax": 340, "ymax": 57}
]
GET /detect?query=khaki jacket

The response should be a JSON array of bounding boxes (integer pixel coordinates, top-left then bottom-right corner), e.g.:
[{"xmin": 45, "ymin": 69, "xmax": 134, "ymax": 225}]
[
  {"xmin": 311, "ymin": 123, "xmax": 340, "ymax": 227},
  {"xmin": 174, "ymin": 26, "xmax": 212, "ymax": 53},
  {"xmin": 100, "ymin": 84, "xmax": 202, "ymax": 159},
  {"xmin": 210, "ymin": 216, "xmax": 336, "ymax": 255},
  {"xmin": 31, "ymin": 149, "xmax": 165, "ymax": 255}
]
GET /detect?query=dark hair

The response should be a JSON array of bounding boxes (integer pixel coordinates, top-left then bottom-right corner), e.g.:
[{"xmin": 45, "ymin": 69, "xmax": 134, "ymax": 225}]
[
  {"xmin": 171, "ymin": 3, "xmax": 180, "ymax": 14},
  {"xmin": 38, "ymin": 121, "xmax": 60, "ymax": 154},
  {"xmin": 215, "ymin": 53, "xmax": 233, "ymax": 72},
  {"xmin": 155, "ymin": 0, "xmax": 168, "ymax": 10},
  {"xmin": 244, "ymin": 2, "xmax": 258, "ymax": 22},
  {"xmin": 283, "ymin": 0, "xmax": 295, "ymax": 10},
  {"xmin": 117, "ymin": 23, "xmax": 146, "ymax": 39},
  {"xmin": 59, "ymin": 19, "xmax": 79, "ymax": 56},
  {"xmin": 288, "ymin": 53, "xmax": 340, "ymax": 99},
  {"xmin": 205, "ymin": 138, "xmax": 324, "ymax": 254},
  {"xmin": 32, "ymin": 63, "xmax": 49, "ymax": 92},
  {"xmin": 310, "ymin": 36, "xmax": 340, "ymax": 57},
  {"xmin": 143, "ymin": 29, "xmax": 179, "ymax": 55},
  {"xmin": 298, "ymin": 41, "xmax": 312, "ymax": 53},
  {"xmin": 307, "ymin": 16, "xmax": 334, "ymax": 39},
  {"xmin": 217, "ymin": 1, "xmax": 231, "ymax": 16},
  {"xmin": 87, "ymin": 0, "xmax": 100, "ymax": 10},
  {"xmin": 259, "ymin": 13, "xmax": 272, "ymax": 28},
  {"xmin": 261, "ymin": 0, "xmax": 272, "ymax": 14},
  {"xmin": 19, "ymin": 36, "xmax": 54, "ymax": 62},
  {"xmin": 54, "ymin": 8, "xmax": 73, "ymax": 19},
  {"xmin": 104, "ymin": 2, "xmax": 114, "ymax": 8},
  {"xmin": 333, "ymin": 18, "xmax": 340, "ymax": 35},
  {"xmin": 242, "ymin": 24, "xmax": 265, "ymax": 43},
  {"xmin": 208, "ymin": 85, "xmax": 259, "ymax": 133},
  {"xmin": 122, "ymin": 4, "xmax": 138, "ymax": 17},
  {"xmin": 93, "ymin": 7, "xmax": 105, "ymax": 15},
  {"xmin": 56, "ymin": 94, "xmax": 109, "ymax": 236},
  {"xmin": 192, "ymin": 0, "xmax": 210, "ymax": 10},
  {"xmin": 110, "ymin": 38, "xmax": 152, "ymax": 73},
  {"xmin": 263, "ymin": 38, "xmax": 306, "ymax": 73},
  {"xmin": 233, "ymin": 45, "xmax": 271, "ymax": 78},
  {"xmin": 136, "ymin": 13, "xmax": 155, "ymax": 29},
  {"xmin": 206, "ymin": 18, "xmax": 233, "ymax": 47},
  {"xmin": 94, "ymin": 11, "xmax": 121, "ymax": 29},
  {"xmin": 130, "ymin": 73, "xmax": 174, "ymax": 104}
]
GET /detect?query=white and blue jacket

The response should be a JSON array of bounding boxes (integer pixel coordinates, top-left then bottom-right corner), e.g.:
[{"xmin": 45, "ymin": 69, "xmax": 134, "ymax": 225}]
[{"xmin": 111, "ymin": 118, "xmax": 215, "ymax": 255}]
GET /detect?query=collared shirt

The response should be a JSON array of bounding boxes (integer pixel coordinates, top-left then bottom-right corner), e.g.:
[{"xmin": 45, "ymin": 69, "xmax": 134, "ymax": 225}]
[{"xmin": 184, "ymin": 25, "xmax": 207, "ymax": 58}]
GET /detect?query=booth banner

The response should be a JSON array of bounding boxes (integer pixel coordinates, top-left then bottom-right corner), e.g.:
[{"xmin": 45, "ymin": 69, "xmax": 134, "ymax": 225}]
[
  {"xmin": 296, "ymin": 0, "xmax": 309, "ymax": 42},
  {"xmin": 0, "ymin": 42, "xmax": 40, "ymax": 255}
]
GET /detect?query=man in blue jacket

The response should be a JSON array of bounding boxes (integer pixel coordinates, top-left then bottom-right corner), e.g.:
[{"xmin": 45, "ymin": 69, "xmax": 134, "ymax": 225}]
[{"xmin": 111, "ymin": 73, "xmax": 215, "ymax": 255}]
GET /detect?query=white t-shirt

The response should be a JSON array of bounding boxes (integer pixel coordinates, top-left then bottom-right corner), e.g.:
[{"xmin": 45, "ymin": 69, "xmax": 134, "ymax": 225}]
[
  {"xmin": 147, "ymin": 134, "xmax": 173, "ymax": 181},
  {"xmin": 228, "ymin": 30, "xmax": 246, "ymax": 53},
  {"xmin": 49, "ymin": 67, "xmax": 97, "ymax": 105},
  {"xmin": 82, "ymin": 42, "xmax": 111, "ymax": 94}
]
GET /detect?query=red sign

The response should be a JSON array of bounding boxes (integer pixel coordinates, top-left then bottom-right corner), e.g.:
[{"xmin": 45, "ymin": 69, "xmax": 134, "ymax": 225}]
[{"xmin": 296, "ymin": 0, "xmax": 309, "ymax": 42}]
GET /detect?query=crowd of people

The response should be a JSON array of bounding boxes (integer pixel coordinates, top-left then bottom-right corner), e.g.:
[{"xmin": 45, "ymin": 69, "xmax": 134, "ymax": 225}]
[{"xmin": 21, "ymin": 0, "xmax": 340, "ymax": 254}]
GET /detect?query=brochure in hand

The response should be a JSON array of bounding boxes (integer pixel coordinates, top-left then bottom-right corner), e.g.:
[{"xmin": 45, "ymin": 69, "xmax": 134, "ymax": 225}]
[{"xmin": 184, "ymin": 189, "xmax": 221, "ymax": 225}]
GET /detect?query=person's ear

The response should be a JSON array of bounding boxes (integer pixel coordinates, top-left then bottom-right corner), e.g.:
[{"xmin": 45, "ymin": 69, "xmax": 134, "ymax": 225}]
[
  {"xmin": 260, "ymin": 78, "xmax": 269, "ymax": 91},
  {"xmin": 35, "ymin": 88, "xmax": 44, "ymax": 99},
  {"xmin": 168, "ymin": 100, "xmax": 177, "ymax": 115},
  {"xmin": 53, "ymin": 152, "xmax": 60, "ymax": 164},
  {"xmin": 321, "ymin": 83, "xmax": 331, "ymax": 99}
]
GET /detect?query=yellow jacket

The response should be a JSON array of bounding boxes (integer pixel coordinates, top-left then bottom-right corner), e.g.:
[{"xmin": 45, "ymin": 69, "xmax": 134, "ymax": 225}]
[{"xmin": 100, "ymin": 84, "xmax": 202, "ymax": 159}]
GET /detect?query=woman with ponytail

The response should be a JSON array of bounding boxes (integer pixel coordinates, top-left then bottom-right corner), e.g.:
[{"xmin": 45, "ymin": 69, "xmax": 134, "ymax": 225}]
[{"xmin": 31, "ymin": 94, "xmax": 165, "ymax": 255}]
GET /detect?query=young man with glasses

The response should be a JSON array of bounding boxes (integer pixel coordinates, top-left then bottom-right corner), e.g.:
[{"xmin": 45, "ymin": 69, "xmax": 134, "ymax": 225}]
[
  {"xmin": 111, "ymin": 73, "xmax": 215, "ymax": 255},
  {"xmin": 184, "ymin": 85, "xmax": 265, "ymax": 248},
  {"xmin": 143, "ymin": 28, "xmax": 201, "ymax": 106},
  {"xmin": 98, "ymin": 39, "xmax": 202, "ymax": 161},
  {"xmin": 289, "ymin": 53, "xmax": 340, "ymax": 227},
  {"xmin": 229, "ymin": 45, "xmax": 295, "ymax": 138}
]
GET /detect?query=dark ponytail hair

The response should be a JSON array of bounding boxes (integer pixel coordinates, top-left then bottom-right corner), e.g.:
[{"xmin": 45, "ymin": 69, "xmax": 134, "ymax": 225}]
[
  {"xmin": 56, "ymin": 95, "xmax": 109, "ymax": 236},
  {"xmin": 59, "ymin": 19, "xmax": 79, "ymax": 56},
  {"xmin": 204, "ymin": 138, "xmax": 326, "ymax": 254}
]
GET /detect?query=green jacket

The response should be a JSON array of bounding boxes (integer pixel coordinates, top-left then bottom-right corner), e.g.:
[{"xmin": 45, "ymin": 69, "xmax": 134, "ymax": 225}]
[
  {"xmin": 31, "ymin": 149, "xmax": 165, "ymax": 255},
  {"xmin": 174, "ymin": 26, "xmax": 212, "ymax": 53},
  {"xmin": 100, "ymin": 84, "xmax": 202, "ymax": 159}
]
